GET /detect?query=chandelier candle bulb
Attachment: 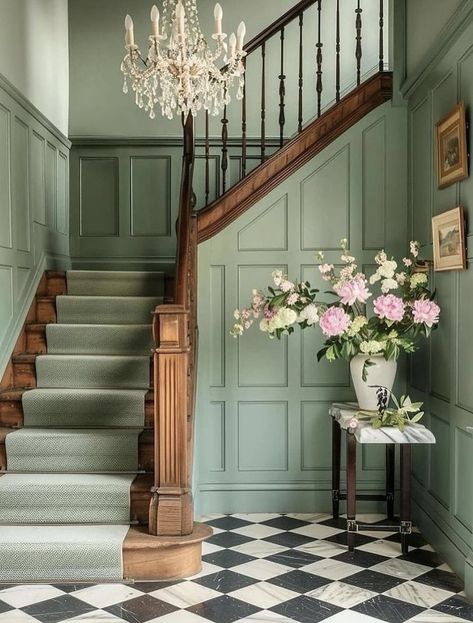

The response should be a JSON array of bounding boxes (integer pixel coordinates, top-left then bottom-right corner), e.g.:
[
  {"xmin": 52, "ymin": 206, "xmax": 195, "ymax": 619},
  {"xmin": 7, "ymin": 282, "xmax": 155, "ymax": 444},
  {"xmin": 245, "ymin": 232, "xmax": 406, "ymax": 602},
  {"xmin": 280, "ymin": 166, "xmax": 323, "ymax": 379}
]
[
  {"xmin": 124, "ymin": 14, "xmax": 134, "ymax": 46},
  {"xmin": 214, "ymin": 3, "xmax": 223, "ymax": 36},
  {"xmin": 237, "ymin": 21, "xmax": 246, "ymax": 51},
  {"xmin": 150, "ymin": 5, "xmax": 160, "ymax": 37},
  {"xmin": 176, "ymin": 2, "xmax": 185, "ymax": 35},
  {"xmin": 228, "ymin": 33, "xmax": 236, "ymax": 59}
]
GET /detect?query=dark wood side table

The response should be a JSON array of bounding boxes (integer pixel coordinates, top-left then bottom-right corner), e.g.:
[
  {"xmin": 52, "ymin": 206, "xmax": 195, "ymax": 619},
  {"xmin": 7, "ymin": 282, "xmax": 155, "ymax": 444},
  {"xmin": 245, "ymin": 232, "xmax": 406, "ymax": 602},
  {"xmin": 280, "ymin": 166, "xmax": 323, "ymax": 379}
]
[{"xmin": 330, "ymin": 403, "xmax": 436, "ymax": 554}]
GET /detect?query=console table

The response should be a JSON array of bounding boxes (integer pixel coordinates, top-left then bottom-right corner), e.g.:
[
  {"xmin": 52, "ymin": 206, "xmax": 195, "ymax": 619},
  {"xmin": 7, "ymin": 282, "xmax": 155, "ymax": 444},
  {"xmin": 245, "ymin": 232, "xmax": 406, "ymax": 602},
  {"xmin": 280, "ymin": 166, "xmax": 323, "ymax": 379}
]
[{"xmin": 330, "ymin": 403, "xmax": 436, "ymax": 554}]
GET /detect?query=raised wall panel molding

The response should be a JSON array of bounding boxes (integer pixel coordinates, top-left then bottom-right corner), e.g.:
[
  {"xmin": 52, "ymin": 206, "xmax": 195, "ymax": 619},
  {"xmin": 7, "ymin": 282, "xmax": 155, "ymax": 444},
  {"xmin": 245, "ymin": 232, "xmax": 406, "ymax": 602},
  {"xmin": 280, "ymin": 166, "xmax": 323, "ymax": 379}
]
[
  {"xmin": 237, "ymin": 401, "xmax": 288, "ymax": 472},
  {"xmin": 362, "ymin": 116, "xmax": 386, "ymax": 250},
  {"xmin": 237, "ymin": 265, "xmax": 289, "ymax": 388},
  {"xmin": 57, "ymin": 151, "xmax": 68, "ymax": 235},
  {"xmin": 79, "ymin": 157, "xmax": 119, "ymax": 238},
  {"xmin": 454, "ymin": 425, "xmax": 473, "ymax": 532},
  {"xmin": 46, "ymin": 142, "xmax": 58, "ymax": 231},
  {"xmin": 207, "ymin": 402, "xmax": 226, "ymax": 472},
  {"xmin": 238, "ymin": 194, "xmax": 288, "ymax": 252},
  {"xmin": 300, "ymin": 145, "xmax": 350, "ymax": 251},
  {"xmin": 12, "ymin": 117, "xmax": 30, "ymax": 254},
  {"xmin": 0, "ymin": 103, "xmax": 12, "ymax": 250},
  {"xmin": 130, "ymin": 155, "xmax": 171, "ymax": 237},
  {"xmin": 0, "ymin": 265, "xmax": 14, "ymax": 348},
  {"xmin": 30, "ymin": 130, "xmax": 46, "ymax": 226},
  {"xmin": 209, "ymin": 265, "xmax": 225, "ymax": 388},
  {"xmin": 428, "ymin": 412, "xmax": 450, "ymax": 510}
]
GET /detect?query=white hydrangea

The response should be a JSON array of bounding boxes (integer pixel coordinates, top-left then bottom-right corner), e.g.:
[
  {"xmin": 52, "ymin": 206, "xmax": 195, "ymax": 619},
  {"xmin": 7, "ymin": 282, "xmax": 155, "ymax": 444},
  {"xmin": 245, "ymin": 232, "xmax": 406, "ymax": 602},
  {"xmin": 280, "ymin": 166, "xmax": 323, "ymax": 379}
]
[
  {"xmin": 410, "ymin": 273, "xmax": 428, "ymax": 289},
  {"xmin": 298, "ymin": 304, "xmax": 319, "ymax": 326},
  {"xmin": 378, "ymin": 260, "xmax": 398, "ymax": 279},
  {"xmin": 360, "ymin": 340, "xmax": 385, "ymax": 355},
  {"xmin": 381, "ymin": 278, "xmax": 399, "ymax": 293},
  {"xmin": 348, "ymin": 315, "xmax": 368, "ymax": 336}
]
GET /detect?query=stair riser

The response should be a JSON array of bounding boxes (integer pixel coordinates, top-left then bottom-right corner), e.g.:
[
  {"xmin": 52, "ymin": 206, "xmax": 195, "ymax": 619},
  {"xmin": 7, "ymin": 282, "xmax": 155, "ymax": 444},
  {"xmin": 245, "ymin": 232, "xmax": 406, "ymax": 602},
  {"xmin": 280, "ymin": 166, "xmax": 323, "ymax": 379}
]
[
  {"xmin": 1, "ymin": 431, "xmax": 154, "ymax": 473},
  {"xmin": 26, "ymin": 327, "xmax": 47, "ymax": 354},
  {"xmin": 13, "ymin": 361, "xmax": 36, "ymax": 389},
  {"xmin": 36, "ymin": 299, "xmax": 57, "ymax": 323},
  {"xmin": 67, "ymin": 271, "xmax": 165, "ymax": 297},
  {"xmin": 46, "ymin": 325, "xmax": 153, "ymax": 356}
]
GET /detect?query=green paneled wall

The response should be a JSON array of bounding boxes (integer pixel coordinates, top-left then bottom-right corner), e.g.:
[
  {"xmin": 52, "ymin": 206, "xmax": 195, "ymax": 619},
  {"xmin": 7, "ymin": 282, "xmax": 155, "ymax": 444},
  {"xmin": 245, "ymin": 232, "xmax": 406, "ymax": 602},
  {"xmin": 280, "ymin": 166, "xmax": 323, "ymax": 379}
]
[
  {"xmin": 196, "ymin": 101, "xmax": 408, "ymax": 514},
  {"xmin": 405, "ymin": 6, "xmax": 473, "ymax": 594},
  {"xmin": 0, "ymin": 74, "xmax": 70, "ymax": 379}
]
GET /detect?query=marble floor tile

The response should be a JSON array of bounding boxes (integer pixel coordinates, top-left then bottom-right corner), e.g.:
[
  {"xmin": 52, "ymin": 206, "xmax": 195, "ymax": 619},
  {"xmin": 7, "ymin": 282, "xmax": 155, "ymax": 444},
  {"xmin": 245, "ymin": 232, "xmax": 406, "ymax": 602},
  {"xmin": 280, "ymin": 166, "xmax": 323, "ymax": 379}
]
[
  {"xmin": 295, "ymin": 540, "xmax": 347, "ymax": 559},
  {"xmin": 385, "ymin": 581, "xmax": 454, "ymax": 608},
  {"xmin": 232, "ymin": 525, "xmax": 285, "ymax": 540},
  {"xmin": 230, "ymin": 559, "xmax": 293, "ymax": 581},
  {"xmin": 406, "ymin": 608, "xmax": 473, "ymax": 622},
  {"xmin": 147, "ymin": 611, "xmax": 210, "ymax": 623},
  {"xmin": 57, "ymin": 610, "xmax": 128, "ymax": 622},
  {"xmin": 0, "ymin": 585, "xmax": 66, "ymax": 609},
  {"xmin": 308, "ymin": 580, "xmax": 377, "ymax": 608},
  {"xmin": 231, "ymin": 540, "xmax": 288, "ymax": 559},
  {"xmin": 352, "ymin": 594, "xmax": 424, "ymax": 623},
  {"xmin": 234, "ymin": 610, "xmax": 301, "ymax": 622},
  {"xmin": 323, "ymin": 611, "xmax": 390, "ymax": 623},
  {"xmin": 229, "ymin": 582, "xmax": 299, "ymax": 609},
  {"xmin": 356, "ymin": 539, "xmax": 405, "ymax": 559},
  {"xmin": 232, "ymin": 515, "xmax": 282, "ymax": 524},
  {"xmin": 149, "ymin": 582, "xmax": 221, "ymax": 608},
  {"xmin": 290, "ymin": 524, "xmax": 346, "ymax": 540},
  {"xmin": 70, "ymin": 585, "xmax": 144, "ymax": 609},
  {"xmin": 264, "ymin": 549, "xmax": 321, "ymax": 570},
  {"xmin": 270, "ymin": 595, "xmax": 342, "ymax": 623},
  {"xmin": 303, "ymin": 559, "xmax": 365, "ymax": 581},
  {"xmin": 370, "ymin": 559, "xmax": 432, "ymax": 581},
  {"xmin": 0, "ymin": 610, "xmax": 42, "ymax": 622}
]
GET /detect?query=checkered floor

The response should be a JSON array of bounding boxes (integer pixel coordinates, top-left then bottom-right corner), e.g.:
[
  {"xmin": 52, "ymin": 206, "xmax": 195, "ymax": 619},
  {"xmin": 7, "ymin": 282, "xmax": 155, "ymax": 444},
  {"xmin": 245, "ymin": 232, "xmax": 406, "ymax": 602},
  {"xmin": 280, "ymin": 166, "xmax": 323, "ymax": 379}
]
[{"xmin": 0, "ymin": 514, "xmax": 472, "ymax": 623}]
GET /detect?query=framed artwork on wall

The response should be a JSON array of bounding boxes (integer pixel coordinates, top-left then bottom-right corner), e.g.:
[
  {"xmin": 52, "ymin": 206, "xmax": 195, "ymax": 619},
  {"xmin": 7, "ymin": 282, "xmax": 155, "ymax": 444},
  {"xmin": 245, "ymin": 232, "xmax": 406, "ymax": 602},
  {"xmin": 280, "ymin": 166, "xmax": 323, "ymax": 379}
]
[
  {"xmin": 432, "ymin": 206, "xmax": 467, "ymax": 271},
  {"xmin": 436, "ymin": 102, "xmax": 468, "ymax": 189}
]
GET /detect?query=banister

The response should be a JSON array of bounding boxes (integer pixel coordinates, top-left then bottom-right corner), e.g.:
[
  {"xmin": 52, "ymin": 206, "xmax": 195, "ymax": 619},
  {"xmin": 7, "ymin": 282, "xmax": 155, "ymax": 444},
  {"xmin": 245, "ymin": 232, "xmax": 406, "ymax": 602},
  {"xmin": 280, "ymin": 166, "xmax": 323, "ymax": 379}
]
[{"xmin": 244, "ymin": 0, "xmax": 317, "ymax": 55}]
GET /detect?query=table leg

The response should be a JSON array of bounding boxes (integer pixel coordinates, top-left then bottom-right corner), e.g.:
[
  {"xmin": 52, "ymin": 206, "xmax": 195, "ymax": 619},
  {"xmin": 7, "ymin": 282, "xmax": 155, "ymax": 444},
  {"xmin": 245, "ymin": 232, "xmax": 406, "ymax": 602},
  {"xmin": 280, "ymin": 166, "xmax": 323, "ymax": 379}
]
[
  {"xmin": 332, "ymin": 419, "xmax": 342, "ymax": 519},
  {"xmin": 386, "ymin": 444, "xmax": 395, "ymax": 520},
  {"xmin": 400, "ymin": 444, "xmax": 412, "ymax": 555},
  {"xmin": 346, "ymin": 431, "xmax": 357, "ymax": 552}
]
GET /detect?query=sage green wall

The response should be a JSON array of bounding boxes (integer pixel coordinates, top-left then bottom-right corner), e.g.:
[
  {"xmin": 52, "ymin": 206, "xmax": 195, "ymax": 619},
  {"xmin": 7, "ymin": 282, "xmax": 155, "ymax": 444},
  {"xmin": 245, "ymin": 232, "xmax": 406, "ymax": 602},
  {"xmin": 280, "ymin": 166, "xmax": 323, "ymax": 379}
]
[
  {"xmin": 196, "ymin": 101, "xmax": 408, "ymax": 514},
  {"xmin": 0, "ymin": 0, "xmax": 69, "ymax": 135},
  {"xmin": 404, "ymin": 2, "xmax": 473, "ymax": 593},
  {"xmin": 0, "ymin": 74, "xmax": 70, "ymax": 379},
  {"xmin": 406, "ymin": 0, "xmax": 462, "ymax": 77}
]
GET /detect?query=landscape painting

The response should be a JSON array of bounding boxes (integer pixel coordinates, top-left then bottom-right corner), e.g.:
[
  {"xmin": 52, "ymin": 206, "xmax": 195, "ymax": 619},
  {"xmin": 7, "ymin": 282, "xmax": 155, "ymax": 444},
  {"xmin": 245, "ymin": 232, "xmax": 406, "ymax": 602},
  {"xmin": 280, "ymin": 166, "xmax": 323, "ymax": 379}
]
[
  {"xmin": 436, "ymin": 102, "xmax": 468, "ymax": 189},
  {"xmin": 432, "ymin": 206, "xmax": 466, "ymax": 271}
]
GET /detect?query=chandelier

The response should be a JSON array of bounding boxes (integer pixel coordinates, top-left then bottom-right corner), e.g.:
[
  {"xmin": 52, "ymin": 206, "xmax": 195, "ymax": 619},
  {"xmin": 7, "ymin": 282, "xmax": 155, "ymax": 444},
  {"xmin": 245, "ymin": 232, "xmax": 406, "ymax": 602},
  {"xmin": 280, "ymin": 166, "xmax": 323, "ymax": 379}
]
[{"xmin": 121, "ymin": 1, "xmax": 246, "ymax": 120}]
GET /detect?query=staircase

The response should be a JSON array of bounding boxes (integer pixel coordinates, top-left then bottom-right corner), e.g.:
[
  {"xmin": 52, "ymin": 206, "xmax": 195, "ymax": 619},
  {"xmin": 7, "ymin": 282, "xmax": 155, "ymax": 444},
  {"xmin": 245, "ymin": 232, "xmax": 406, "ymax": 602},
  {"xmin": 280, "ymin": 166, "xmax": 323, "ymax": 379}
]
[{"xmin": 0, "ymin": 270, "xmax": 206, "ymax": 582}]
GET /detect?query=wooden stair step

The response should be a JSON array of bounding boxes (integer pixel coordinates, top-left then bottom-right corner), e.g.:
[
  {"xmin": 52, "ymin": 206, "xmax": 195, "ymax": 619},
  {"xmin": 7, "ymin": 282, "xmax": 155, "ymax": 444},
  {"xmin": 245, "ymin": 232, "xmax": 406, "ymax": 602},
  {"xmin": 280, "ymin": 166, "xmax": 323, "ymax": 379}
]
[{"xmin": 123, "ymin": 523, "xmax": 212, "ymax": 580}]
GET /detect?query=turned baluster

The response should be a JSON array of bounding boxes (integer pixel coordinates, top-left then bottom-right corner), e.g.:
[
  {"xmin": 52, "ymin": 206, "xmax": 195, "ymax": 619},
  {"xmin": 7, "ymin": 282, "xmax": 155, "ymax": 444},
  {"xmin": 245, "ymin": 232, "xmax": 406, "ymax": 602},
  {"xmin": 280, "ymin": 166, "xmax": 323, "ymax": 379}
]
[
  {"xmin": 316, "ymin": 0, "xmax": 323, "ymax": 117},
  {"xmin": 336, "ymin": 0, "xmax": 340, "ymax": 102},
  {"xmin": 261, "ymin": 42, "xmax": 266, "ymax": 164},
  {"xmin": 221, "ymin": 98, "xmax": 228, "ymax": 194},
  {"xmin": 379, "ymin": 0, "xmax": 384, "ymax": 71},
  {"xmin": 241, "ymin": 57, "xmax": 247, "ymax": 179},
  {"xmin": 355, "ymin": 1, "xmax": 362, "ymax": 86},
  {"xmin": 278, "ymin": 27, "xmax": 286, "ymax": 148},
  {"xmin": 205, "ymin": 110, "xmax": 210, "ymax": 206},
  {"xmin": 298, "ymin": 12, "xmax": 304, "ymax": 133}
]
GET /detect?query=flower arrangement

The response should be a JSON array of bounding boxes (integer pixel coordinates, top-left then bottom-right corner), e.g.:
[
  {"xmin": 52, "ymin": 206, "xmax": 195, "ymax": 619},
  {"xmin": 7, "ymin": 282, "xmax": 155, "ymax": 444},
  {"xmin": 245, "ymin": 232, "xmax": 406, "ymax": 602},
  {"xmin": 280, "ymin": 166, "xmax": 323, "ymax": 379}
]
[{"xmin": 231, "ymin": 239, "xmax": 440, "ymax": 382}]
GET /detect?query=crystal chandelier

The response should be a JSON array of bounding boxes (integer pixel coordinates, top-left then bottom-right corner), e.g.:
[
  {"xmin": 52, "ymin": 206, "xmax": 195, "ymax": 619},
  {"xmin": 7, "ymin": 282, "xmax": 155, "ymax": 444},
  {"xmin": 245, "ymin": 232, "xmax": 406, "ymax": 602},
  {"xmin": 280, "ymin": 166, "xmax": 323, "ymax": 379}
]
[{"xmin": 121, "ymin": 1, "xmax": 246, "ymax": 120}]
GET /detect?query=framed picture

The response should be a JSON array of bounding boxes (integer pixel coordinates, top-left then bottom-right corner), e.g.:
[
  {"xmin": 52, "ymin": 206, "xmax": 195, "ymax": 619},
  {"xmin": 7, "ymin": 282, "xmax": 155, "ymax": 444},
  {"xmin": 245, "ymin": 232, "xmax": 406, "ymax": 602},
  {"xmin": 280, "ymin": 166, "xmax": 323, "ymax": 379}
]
[
  {"xmin": 432, "ymin": 206, "xmax": 467, "ymax": 271},
  {"xmin": 436, "ymin": 102, "xmax": 468, "ymax": 189}
]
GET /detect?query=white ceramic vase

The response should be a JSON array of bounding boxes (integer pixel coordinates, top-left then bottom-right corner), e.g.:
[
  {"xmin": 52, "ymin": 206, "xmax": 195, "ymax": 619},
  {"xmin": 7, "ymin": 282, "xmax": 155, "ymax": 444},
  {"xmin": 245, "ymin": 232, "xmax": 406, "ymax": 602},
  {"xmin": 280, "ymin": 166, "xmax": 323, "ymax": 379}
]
[{"xmin": 350, "ymin": 354, "xmax": 397, "ymax": 411}]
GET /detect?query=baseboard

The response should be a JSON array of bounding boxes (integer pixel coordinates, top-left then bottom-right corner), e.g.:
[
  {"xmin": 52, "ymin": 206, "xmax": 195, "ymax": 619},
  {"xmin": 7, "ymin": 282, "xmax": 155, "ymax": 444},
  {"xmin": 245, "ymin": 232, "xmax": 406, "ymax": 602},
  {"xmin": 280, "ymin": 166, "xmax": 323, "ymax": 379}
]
[
  {"xmin": 412, "ymin": 496, "xmax": 471, "ymax": 590},
  {"xmin": 0, "ymin": 253, "xmax": 71, "ymax": 381},
  {"xmin": 196, "ymin": 481, "xmax": 391, "ymax": 516}
]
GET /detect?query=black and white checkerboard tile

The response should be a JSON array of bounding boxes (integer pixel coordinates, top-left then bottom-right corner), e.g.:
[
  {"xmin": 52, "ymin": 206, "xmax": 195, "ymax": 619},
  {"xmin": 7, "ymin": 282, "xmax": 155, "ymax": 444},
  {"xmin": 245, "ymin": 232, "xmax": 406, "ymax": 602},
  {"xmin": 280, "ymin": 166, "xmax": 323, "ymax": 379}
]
[{"xmin": 0, "ymin": 513, "xmax": 472, "ymax": 623}]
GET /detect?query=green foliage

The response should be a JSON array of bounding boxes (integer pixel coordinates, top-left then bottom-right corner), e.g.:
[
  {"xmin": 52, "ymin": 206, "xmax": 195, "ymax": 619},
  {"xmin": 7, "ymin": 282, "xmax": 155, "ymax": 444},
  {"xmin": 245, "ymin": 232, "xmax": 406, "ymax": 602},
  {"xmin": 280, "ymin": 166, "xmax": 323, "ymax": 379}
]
[{"xmin": 357, "ymin": 389, "xmax": 424, "ymax": 431}]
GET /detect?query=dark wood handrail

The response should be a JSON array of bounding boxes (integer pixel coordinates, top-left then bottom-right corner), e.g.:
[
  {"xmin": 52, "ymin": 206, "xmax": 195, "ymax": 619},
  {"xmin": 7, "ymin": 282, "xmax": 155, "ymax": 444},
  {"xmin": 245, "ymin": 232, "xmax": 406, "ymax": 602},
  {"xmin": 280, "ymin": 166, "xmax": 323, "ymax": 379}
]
[{"xmin": 244, "ymin": 0, "xmax": 317, "ymax": 55}]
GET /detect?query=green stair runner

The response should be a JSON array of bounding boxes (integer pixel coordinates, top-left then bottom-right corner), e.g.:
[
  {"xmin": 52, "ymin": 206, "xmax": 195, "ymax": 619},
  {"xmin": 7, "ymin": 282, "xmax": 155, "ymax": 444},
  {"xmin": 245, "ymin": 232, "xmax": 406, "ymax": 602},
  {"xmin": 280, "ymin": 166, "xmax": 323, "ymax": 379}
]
[{"xmin": 0, "ymin": 271, "xmax": 162, "ymax": 581}]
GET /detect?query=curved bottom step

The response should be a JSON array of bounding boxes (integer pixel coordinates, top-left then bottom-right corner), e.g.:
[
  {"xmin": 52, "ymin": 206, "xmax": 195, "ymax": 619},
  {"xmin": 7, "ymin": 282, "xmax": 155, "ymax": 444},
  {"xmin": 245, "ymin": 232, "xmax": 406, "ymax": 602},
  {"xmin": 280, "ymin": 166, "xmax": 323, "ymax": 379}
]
[{"xmin": 123, "ymin": 523, "xmax": 213, "ymax": 580}]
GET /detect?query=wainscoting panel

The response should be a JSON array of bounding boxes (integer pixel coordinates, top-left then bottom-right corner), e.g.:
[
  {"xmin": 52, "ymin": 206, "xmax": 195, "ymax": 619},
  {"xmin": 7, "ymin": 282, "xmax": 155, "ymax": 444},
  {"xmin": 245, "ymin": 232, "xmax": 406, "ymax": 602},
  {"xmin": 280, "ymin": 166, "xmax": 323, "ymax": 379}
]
[
  {"xmin": 197, "ymin": 102, "xmax": 408, "ymax": 513},
  {"xmin": 407, "ymin": 13, "xmax": 473, "ymax": 588},
  {"xmin": 0, "ymin": 72, "xmax": 70, "ymax": 379},
  {"xmin": 362, "ymin": 117, "xmax": 386, "ymax": 250}
]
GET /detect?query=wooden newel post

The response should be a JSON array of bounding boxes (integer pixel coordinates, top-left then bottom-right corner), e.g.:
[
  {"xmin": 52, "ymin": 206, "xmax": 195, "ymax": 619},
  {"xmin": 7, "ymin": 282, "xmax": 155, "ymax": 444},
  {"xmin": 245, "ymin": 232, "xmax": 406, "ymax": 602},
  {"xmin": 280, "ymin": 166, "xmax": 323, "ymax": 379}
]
[{"xmin": 149, "ymin": 304, "xmax": 194, "ymax": 536}]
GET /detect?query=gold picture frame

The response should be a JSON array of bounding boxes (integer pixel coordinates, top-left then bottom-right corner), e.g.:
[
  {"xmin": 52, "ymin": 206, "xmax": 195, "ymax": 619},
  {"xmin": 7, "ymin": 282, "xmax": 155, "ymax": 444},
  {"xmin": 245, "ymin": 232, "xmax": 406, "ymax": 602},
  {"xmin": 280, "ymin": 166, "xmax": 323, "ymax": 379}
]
[
  {"xmin": 436, "ymin": 102, "xmax": 468, "ymax": 189},
  {"xmin": 432, "ymin": 206, "xmax": 467, "ymax": 272}
]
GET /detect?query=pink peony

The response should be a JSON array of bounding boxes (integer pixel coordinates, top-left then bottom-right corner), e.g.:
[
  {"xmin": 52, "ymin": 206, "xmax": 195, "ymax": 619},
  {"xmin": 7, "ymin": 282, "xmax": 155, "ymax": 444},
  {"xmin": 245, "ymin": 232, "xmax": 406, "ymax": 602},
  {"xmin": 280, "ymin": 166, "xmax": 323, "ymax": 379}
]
[
  {"xmin": 334, "ymin": 276, "xmax": 371, "ymax": 306},
  {"xmin": 319, "ymin": 307, "xmax": 351, "ymax": 337},
  {"xmin": 412, "ymin": 299, "xmax": 440, "ymax": 327},
  {"xmin": 373, "ymin": 294, "xmax": 405, "ymax": 322}
]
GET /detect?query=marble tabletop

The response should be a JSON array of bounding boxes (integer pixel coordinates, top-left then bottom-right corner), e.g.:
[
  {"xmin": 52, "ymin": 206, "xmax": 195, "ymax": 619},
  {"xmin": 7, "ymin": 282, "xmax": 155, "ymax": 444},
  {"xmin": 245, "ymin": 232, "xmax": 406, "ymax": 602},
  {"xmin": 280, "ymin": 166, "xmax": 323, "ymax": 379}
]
[{"xmin": 329, "ymin": 403, "xmax": 436, "ymax": 445}]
